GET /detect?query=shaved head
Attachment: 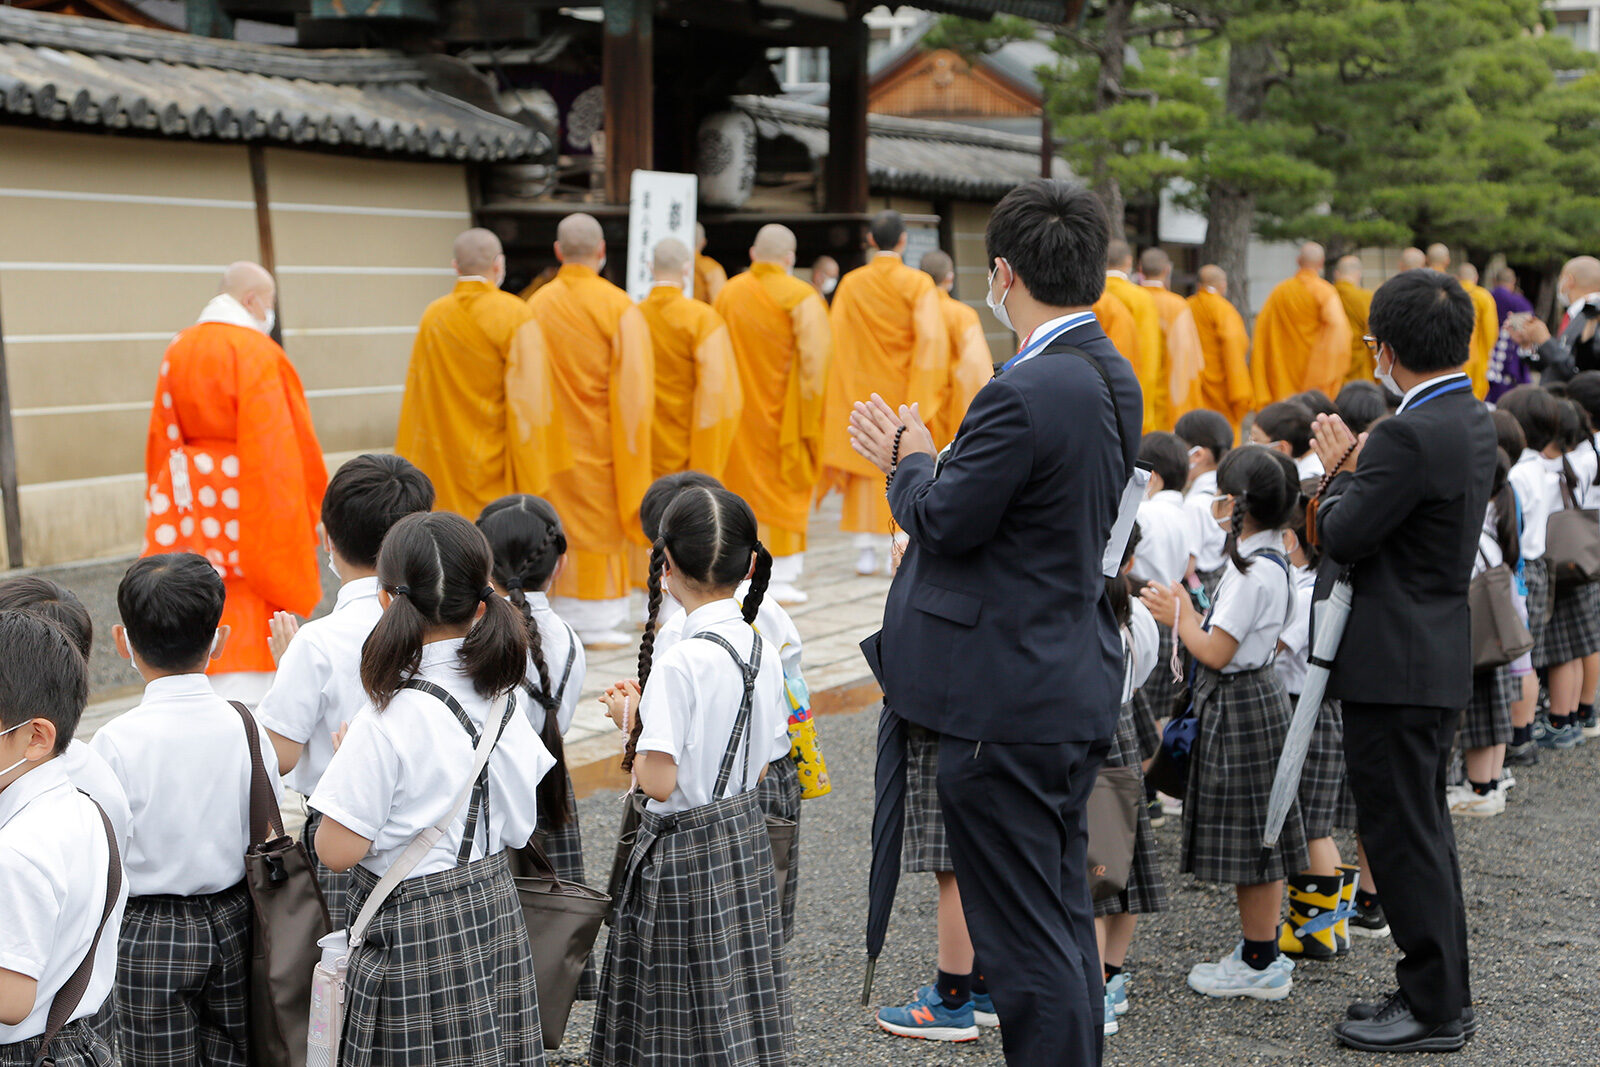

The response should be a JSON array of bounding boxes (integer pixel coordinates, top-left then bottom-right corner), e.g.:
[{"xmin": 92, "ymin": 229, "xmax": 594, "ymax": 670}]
[
  {"xmin": 869, "ymin": 210, "xmax": 906, "ymax": 253},
  {"xmin": 1139, "ymin": 247, "xmax": 1171, "ymax": 279},
  {"xmin": 221, "ymin": 261, "xmax": 273, "ymax": 301},
  {"xmin": 1198, "ymin": 264, "xmax": 1227, "ymax": 294},
  {"xmin": 1399, "ymin": 247, "xmax": 1426, "ymax": 270},
  {"xmin": 1456, "ymin": 262, "xmax": 1479, "ymax": 285},
  {"xmin": 1492, "ymin": 266, "xmax": 1517, "ymax": 289},
  {"xmin": 919, "ymin": 250, "xmax": 954, "ymax": 290},
  {"xmin": 751, "ymin": 224, "xmax": 797, "ymax": 264},
  {"xmin": 1106, "ymin": 239, "xmax": 1133, "ymax": 272},
  {"xmin": 1564, "ymin": 255, "xmax": 1600, "ymax": 296},
  {"xmin": 652, "ymin": 237, "xmax": 691, "ymax": 279},
  {"xmin": 1335, "ymin": 255, "xmax": 1362, "ymax": 283},
  {"xmin": 1297, "ymin": 242, "xmax": 1326, "ymax": 270},
  {"xmin": 1426, "ymin": 243, "xmax": 1450, "ymax": 269},
  {"xmin": 452, "ymin": 228, "xmax": 502, "ymax": 277},
  {"xmin": 555, "ymin": 213, "xmax": 604, "ymax": 266},
  {"xmin": 812, "ymin": 255, "xmax": 838, "ymax": 279},
  {"xmin": 695, "ymin": 222, "xmax": 707, "ymax": 253}
]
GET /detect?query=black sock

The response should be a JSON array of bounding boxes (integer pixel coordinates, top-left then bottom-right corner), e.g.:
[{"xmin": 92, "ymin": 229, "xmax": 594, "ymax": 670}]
[
  {"xmin": 1103, "ymin": 962, "xmax": 1123, "ymax": 983},
  {"xmin": 970, "ymin": 969, "xmax": 987, "ymax": 996},
  {"xmin": 1469, "ymin": 778, "xmax": 1496, "ymax": 796},
  {"xmin": 936, "ymin": 969, "xmax": 971, "ymax": 1011},
  {"xmin": 1552, "ymin": 712, "xmax": 1572, "ymax": 729},
  {"xmin": 1513, "ymin": 725, "xmax": 1532, "ymax": 746},
  {"xmin": 1356, "ymin": 888, "xmax": 1380, "ymax": 912},
  {"xmin": 1240, "ymin": 934, "xmax": 1279, "ymax": 971},
  {"xmin": 1580, "ymin": 703, "xmax": 1594, "ymax": 722}
]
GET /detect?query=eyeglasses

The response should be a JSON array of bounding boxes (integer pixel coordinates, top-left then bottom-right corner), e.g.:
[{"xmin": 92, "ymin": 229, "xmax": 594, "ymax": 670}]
[{"xmin": 1362, "ymin": 334, "xmax": 1380, "ymax": 355}]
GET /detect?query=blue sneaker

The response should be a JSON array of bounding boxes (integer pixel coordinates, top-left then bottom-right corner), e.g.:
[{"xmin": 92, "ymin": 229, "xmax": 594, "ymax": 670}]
[
  {"xmin": 876, "ymin": 986, "xmax": 980, "ymax": 1042},
  {"xmin": 1106, "ymin": 973, "xmax": 1130, "ymax": 1015},
  {"xmin": 1533, "ymin": 714, "xmax": 1581, "ymax": 750},
  {"xmin": 1187, "ymin": 943, "xmax": 1294, "ymax": 1001},
  {"xmin": 1103, "ymin": 988, "xmax": 1120, "ymax": 1035},
  {"xmin": 970, "ymin": 992, "xmax": 999, "ymax": 1028}
]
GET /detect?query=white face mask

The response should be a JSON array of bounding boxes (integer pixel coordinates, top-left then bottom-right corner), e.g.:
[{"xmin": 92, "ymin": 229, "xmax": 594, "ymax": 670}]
[
  {"xmin": 255, "ymin": 307, "xmax": 276, "ymax": 337},
  {"xmin": 820, "ymin": 277, "xmax": 837, "ymax": 295},
  {"xmin": 986, "ymin": 261, "xmax": 1015, "ymax": 334},
  {"xmin": 1374, "ymin": 345, "xmax": 1401, "ymax": 397},
  {"xmin": 0, "ymin": 719, "xmax": 33, "ymax": 778}
]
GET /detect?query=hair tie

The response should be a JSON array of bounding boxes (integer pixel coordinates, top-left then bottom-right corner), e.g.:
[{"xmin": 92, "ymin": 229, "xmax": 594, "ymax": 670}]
[
  {"xmin": 505, "ymin": 576, "xmax": 523, "ymax": 591},
  {"xmin": 752, "ymin": 539, "xmax": 765, "ymax": 555},
  {"xmin": 481, "ymin": 586, "xmax": 497, "ymax": 604},
  {"xmin": 392, "ymin": 585, "xmax": 410, "ymax": 598}
]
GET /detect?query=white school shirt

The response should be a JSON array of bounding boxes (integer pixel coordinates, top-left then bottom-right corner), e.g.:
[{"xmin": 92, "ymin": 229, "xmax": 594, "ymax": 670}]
[
  {"xmin": 90, "ymin": 673, "xmax": 281, "ymax": 897},
  {"xmin": 1122, "ymin": 598, "xmax": 1159, "ymax": 704},
  {"xmin": 1274, "ymin": 564, "xmax": 1318, "ymax": 697},
  {"xmin": 1208, "ymin": 529, "xmax": 1296, "ymax": 673},
  {"xmin": 54, "ymin": 739, "xmax": 131, "ymax": 852},
  {"xmin": 1133, "ymin": 489, "xmax": 1196, "ymax": 586},
  {"xmin": 0, "ymin": 761, "xmax": 127, "ymax": 1043},
  {"xmin": 1508, "ymin": 449, "xmax": 1558, "ymax": 560},
  {"xmin": 1472, "ymin": 502, "xmax": 1505, "ymax": 580},
  {"xmin": 1184, "ymin": 469, "xmax": 1229, "ymax": 573},
  {"xmin": 519, "ymin": 591, "xmax": 586, "ymax": 737},
  {"xmin": 310, "ymin": 639, "xmax": 554, "ymax": 879},
  {"xmin": 1576, "ymin": 436, "xmax": 1600, "ymax": 508},
  {"xmin": 255, "ymin": 577, "xmax": 383, "ymax": 798},
  {"xmin": 1295, "ymin": 451, "xmax": 1325, "ymax": 482},
  {"xmin": 635, "ymin": 599, "xmax": 788, "ymax": 816}
]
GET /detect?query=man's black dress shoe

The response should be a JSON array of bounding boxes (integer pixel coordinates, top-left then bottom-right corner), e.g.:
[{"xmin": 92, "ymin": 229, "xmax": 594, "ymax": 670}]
[
  {"xmin": 1346, "ymin": 995, "xmax": 1476, "ymax": 1037},
  {"xmin": 1334, "ymin": 993, "xmax": 1466, "ymax": 1053}
]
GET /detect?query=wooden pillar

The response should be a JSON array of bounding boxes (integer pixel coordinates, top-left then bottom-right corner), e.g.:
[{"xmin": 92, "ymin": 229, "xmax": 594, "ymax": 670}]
[
  {"xmin": 825, "ymin": 18, "xmax": 869, "ymax": 215},
  {"xmin": 603, "ymin": 0, "xmax": 653, "ymax": 204},
  {"xmin": 247, "ymin": 145, "xmax": 284, "ymax": 348},
  {"xmin": 0, "ymin": 286, "xmax": 25, "ymax": 568}
]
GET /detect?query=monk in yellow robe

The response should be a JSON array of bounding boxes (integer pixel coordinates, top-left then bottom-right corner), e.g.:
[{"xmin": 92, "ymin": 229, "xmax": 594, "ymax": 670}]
[
  {"xmin": 1398, "ymin": 246, "xmax": 1427, "ymax": 271},
  {"xmin": 821, "ymin": 210, "xmax": 952, "ymax": 576},
  {"xmin": 1251, "ymin": 242, "xmax": 1351, "ymax": 404},
  {"xmin": 694, "ymin": 222, "xmax": 727, "ymax": 305},
  {"xmin": 143, "ymin": 262, "xmax": 326, "ymax": 702},
  {"xmin": 1094, "ymin": 289, "xmax": 1140, "ymax": 369},
  {"xmin": 1103, "ymin": 240, "xmax": 1164, "ymax": 430},
  {"xmin": 398, "ymin": 228, "xmax": 569, "ymax": 520},
  {"xmin": 1138, "ymin": 247, "xmax": 1204, "ymax": 429},
  {"xmin": 919, "ymin": 249, "xmax": 995, "ymax": 442},
  {"xmin": 1186, "ymin": 265, "xmax": 1254, "ymax": 435},
  {"xmin": 716, "ymin": 224, "xmax": 832, "ymax": 604},
  {"xmin": 1333, "ymin": 255, "xmax": 1374, "ymax": 384},
  {"xmin": 528, "ymin": 213, "xmax": 654, "ymax": 646},
  {"xmin": 1456, "ymin": 262, "xmax": 1498, "ymax": 400}
]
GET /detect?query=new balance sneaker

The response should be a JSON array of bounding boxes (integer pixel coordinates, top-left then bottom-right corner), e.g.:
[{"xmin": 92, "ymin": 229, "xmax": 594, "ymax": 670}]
[
  {"xmin": 970, "ymin": 992, "xmax": 999, "ymax": 1028},
  {"xmin": 1106, "ymin": 973, "xmax": 1130, "ymax": 1016},
  {"xmin": 1504, "ymin": 739, "xmax": 1540, "ymax": 767},
  {"xmin": 876, "ymin": 986, "xmax": 980, "ymax": 1042},
  {"xmin": 1450, "ymin": 787, "xmax": 1505, "ymax": 817},
  {"xmin": 1103, "ymin": 989, "xmax": 1119, "ymax": 1036},
  {"xmin": 1350, "ymin": 897, "xmax": 1390, "ymax": 939},
  {"xmin": 1186, "ymin": 945, "xmax": 1294, "ymax": 1001}
]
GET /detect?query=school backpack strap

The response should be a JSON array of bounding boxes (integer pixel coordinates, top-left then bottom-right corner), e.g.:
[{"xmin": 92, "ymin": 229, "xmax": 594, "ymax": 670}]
[
  {"xmin": 33, "ymin": 797, "xmax": 119, "ymax": 1067},
  {"xmin": 691, "ymin": 630, "xmax": 765, "ymax": 797},
  {"xmin": 1248, "ymin": 548, "xmax": 1296, "ymax": 631}
]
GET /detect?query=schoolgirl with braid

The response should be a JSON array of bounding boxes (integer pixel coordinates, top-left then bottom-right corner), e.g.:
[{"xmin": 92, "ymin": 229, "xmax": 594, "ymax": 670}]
[{"xmin": 593, "ymin": 486, "xmax": 794, "ymax": 1066}]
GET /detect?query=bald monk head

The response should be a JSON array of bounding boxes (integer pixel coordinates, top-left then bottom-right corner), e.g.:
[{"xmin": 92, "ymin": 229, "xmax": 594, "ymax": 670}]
[
  {"xmin": 1198, "ymin": 263, "xmax": 1228, "ymax": 296},
  {"xmin": 555, "ymin": 213, "xmax": 605, "ymax": 270},
  {"xmin": 695, "ymin": 222, "xmax": 708, "ymax": 254},
  {"xmin": 1561, "ymin": 255, "xmax": 1600, "ymax": 303},
  {"xmin": 811, "ymin": 255, "xmax": 839, "ymax": 295},
  {"xmin": 1398, "ymin": 247, "xmax": 1426, "ymax": 271},
  {"xmin": 1492, "ymin": 266, "xmax": 1518, "ymax": 290},
  {"xmin": 220, "ymin": 261, "xmax": 275, "ymax": 330},
  {"xmin": 920, "ymin": 250, "xmax": 955, "ymax": 293},
  {"xmin": 750, "ymin": 224, "xmax": 797, "ymax": 270},
  {"xmin": 1296, "ymin": 242, "xmax": 1326, "ymax": 271},
  {"xmin": 868, "ymin": 210, "xmax": 908, "ymax": 255},
  {"xmin": 1456, "ymin": 262, "xmax": 1480, "ymax": 286},
  {"xmin": 1425, "ymin": 243, "xmax": 1451, "ymax": 271},
  {"xmin": 1335, "ymin": 255, "xmax": 1362, "ymax": 285},
  {"xmin": 452, "ymin": 228, "xmax": 505, "ymax": 286},
  {"xmin": 1106, "ymin": 239, "xmax": 1134, "ymax": 273},
  {"xmin": 652, "ymin": 237, "xmax": 692, "ymax": 286},
  {"xmin": 1139, "ymin": 246, "xmax": 1172, "ymax": 283}
]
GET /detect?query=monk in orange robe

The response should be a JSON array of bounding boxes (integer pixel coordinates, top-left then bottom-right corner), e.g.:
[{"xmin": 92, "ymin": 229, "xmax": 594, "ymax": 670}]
[
  {"xmin": 1251, "ymin": 242, "xmax": 1351, "ymax": 404},
  {"xmin": 694, "ymin": 222, "xmax": 727, "ymax": 305},
  {"xmin": 716, "ymin": 224, "xmax": 832, "ymax": 604},
  {"xmin": 143, "ymin": 262, "xmax": 326, "ymax": 702},
  {"xmin": 397, "ymin": 229, "xmax": 569, "ymax": 519},
  {"xmin": 1456, "ymin": 262, "xmax": 1498, "ymax": 400},
  {"xmin": 919, "ymin": 249, "xmax": 995, "ymax": 442},
  {"xmin": 1186, "ymin": 265, "xmax": 1254, "ymax": 435},
  {"xmin": 821, "ymin": 210, "xmax": 952, "ymax": 576},
  {"xmin": 1334, "ymin": 255, "xmax": 1374, "ymax": 384},
  {"xmin": 1103, "ymin": 240, "xmax": 1164, "ymax": 430},
  {"xmin": 528, "ymin": 213, "xmax": 654, "ymax": 647},
  {"xmin": 1138, "ymin": 247, "xmax": 1204, "ymax": 429},
  {"xmin": 1094, "ymin": 289, "xmax": 1140, "ymax": 368}
]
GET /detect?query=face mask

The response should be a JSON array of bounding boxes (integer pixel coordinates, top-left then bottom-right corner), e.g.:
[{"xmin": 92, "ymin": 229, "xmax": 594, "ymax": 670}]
[
  {"xmin": 986, "ymin": 261, "xmax": 1015, "ymax": 333},
  {"xmin": 1558, "ymin": 286, "xmax": 1572, "ymax": 310},
  {"xmin": 256, "ymin": 308, "xmax": 276, "ymax": 336},
  {"xmin": 0, "ymin": 719, "xmax": 33, "ymax": 778},
  {"xmin": 821, "ymin": 277, "xmax": 837, "ymax": 295},
  {"xmin": 1374, "ymin": 345, "xmax": 1401, "ymax": 397}
]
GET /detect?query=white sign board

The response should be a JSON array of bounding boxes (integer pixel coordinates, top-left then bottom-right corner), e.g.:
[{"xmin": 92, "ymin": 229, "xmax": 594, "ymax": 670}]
[{"xmin": 627, "ymin": 170, "xmax": 698, "ymax": 303}]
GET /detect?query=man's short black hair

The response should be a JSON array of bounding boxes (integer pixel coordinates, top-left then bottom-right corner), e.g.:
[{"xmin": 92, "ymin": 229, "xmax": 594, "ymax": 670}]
[
  {"xmin": 1174, "ymin": 409, "xmax": 1233, "ymax": 462},
  {"xmin": 0, "ymin": 610, "xmax": 87, "ymax": 755},
  {"xmin": 117, "ymin": 553, "xmax": 226, "ymax": 672},
  {"xmin": 985, "ymin": 180, "xmax": 1108, "ymax": 308},
  {"xmin": 870, "ymin": 210, "xmax": 905, "ymax": 252},
  {"xmin": 323, "ymin": 454, "xmax": 436, "ymax": 569},
  {"xmin": 1254, "ymin": 400, "xmax": 1315, "ymax": 458},
  {"xmin": 1498, "ymin": 385, "xmax": 1559, "ymax": 452},
  {"xmin": 1138, "ymin": 432, "xmax": 1191, "ymax": 494},
  {"xmin": 1369, "ymin": 269, "xmax": 1475, "ymax": 374}
]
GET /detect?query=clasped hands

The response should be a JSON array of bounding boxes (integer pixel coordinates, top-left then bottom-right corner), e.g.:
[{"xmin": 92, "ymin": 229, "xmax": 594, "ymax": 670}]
[
  {"xmin": 601, "ymin": 679, "xmax": 642, "ymax": 731},
  {"xmin": 848, "ymin": 394, "xmax": 936, "ymax": 475},
  {"xmin": 1310, "ymin": 412, "xmax": 1366, "ymax": 479}
]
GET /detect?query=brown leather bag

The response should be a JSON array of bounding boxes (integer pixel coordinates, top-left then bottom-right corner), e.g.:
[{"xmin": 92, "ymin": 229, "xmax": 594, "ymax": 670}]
[
  {"xmin": 508, "ymin": 843, "xmax": 610, "ymax": 1050},
  {"xmin": 232, "ymin": 702, "xmax": 331, "ymax": 1067},
  {"xmin": 1469, "ymin": 559, "xmax": 1535, "ymax": 670},
  {"xmin": 1086, "ymin": 765, "xmax": 1142, "ymax": 902},
  {"xmin": 1545, "ymin": 465, "xmax": 1600, "ymax": 590}
]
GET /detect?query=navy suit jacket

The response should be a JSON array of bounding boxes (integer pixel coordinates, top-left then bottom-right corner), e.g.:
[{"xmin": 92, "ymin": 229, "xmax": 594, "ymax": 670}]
[{"xmin": 879, "ymin": 320, "xmax": 1143, "ymax": 744}]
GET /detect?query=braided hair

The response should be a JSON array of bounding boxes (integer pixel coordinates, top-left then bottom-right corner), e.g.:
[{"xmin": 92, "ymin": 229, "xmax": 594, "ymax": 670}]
[
  {"xmin": 621, "ymin": 486, "xmax": 772, "ymax": 774},
  {"xmin": 1216, "ymin": 446, "xmax": 1299, "ymax": 573}
]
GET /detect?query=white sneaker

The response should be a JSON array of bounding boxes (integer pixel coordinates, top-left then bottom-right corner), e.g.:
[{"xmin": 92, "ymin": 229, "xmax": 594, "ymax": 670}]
[
  {"xmin": 1450, "ymin": 787, "xmax": 1506, "ymax": 817},
  {"xmin": 1186, "ymin": 945, "xmax": 1293, "ymax": 1001},
  {"xmin": 1444, "ymin": 784, "xmax": 1474, "ymax": 809},
  {"xmin": 578, "ymin": 629, "xmax": 635, "ymax": 650},
  {"xmin": 1498, "ymin": 770, "xmax": 1517, "ymax": 791},
  {"xmin": 1158, "ymin": 791, "xmax": 1184, "ymax": 817},
  {"xmin": 855, "ymin": 547, "xmax": 878, "ymax": 576},
  {"xmin": 768, "ymin": 581, "xmax": 809, "ymax": 605}
]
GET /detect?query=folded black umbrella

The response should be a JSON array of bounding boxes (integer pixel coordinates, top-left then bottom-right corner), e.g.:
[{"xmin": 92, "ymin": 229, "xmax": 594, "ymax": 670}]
[{"xmin": 859, "ymin": 629, "xmax": 907, "ymax": 1006}]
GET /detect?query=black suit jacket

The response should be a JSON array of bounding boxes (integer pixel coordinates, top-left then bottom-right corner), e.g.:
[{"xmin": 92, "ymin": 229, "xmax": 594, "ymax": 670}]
[
  {"xmin": 1315, "ymin": 376, "xmax": 1497, "ymax": 709},
  {"xmin": 879, "ymin": 320, "xmax": 1143, "ymax": 744}
]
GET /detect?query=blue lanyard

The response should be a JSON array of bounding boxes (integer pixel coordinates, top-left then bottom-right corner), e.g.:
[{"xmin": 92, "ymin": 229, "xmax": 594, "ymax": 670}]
[
  {"xmin": 1402, "ymin": 377, "xmax": 1470, "ymax": 411},
  {"xmin": 1001, "ymin": 312, "xmax": 1096, "ymax": 373}
]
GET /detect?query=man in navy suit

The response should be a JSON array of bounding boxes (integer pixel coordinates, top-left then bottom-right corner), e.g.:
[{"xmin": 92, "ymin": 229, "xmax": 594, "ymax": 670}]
[{"xmin": 849, "ymin": 180, "xmax": 1141, "ymax": 1066}]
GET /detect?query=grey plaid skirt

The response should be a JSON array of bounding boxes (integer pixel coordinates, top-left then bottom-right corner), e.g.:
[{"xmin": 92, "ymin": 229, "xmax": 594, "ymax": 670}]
[
  {"xmin": 1536, "ymin": 577, "xmax": 1600, "ymax": 667},
  {"xmin": 903, "ymin": 725, "xmax": 951, "ymax": 874},
  {"xmin": 1132, "ymin": 626, "xmax": 1184, "ymax": 753},
  {"xmin": 1181, "ymin": 664, "xmax": 1309, "ymax": 885},
  {"xmin": 1293, "ymin": 695, "xmax": 1355, "ymax": 840},
  {"xmin": 0, "ymin": 1019, "xmax": 115, "ymax": 1067},
  {"xmin": 303, "ymin": 807, "xmax": 352, "ymax": 931},
  {"xmin": 591, "ymin": 789, "xmax": 792, "ymax": 1067},
  {"xmin": 342, "ymin": 851, "xmax": 543, "ymax": 1067},
  {"xmin": 532, "ymin": 772, "xmax": 596, "ymax": 1000},
  {"xmin": 116, "ymin": 882, "xmax": 251, "ymax": 1067},
  {"xmin": 1461, "ymin": 664, "xmax": 1518, "ymax": 750},
  {"xmin": 1096, "ymin": 701, "xmax": 1169, "ymax": 918},
  {"xmin": 1524, "ymin": 557, "xmax": 1553, "ymax": 661},
  {"xmin": 755, "ymin": 754, "xmax": 802, "ymax": 945}
]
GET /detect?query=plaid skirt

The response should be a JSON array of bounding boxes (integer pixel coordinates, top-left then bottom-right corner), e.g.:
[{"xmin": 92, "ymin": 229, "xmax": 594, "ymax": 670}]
[
  {"xmin": 1095, "ymin": 701, "xmax": 1168, "ymax": 917},
  {"xmin": 342, "ymin": 851, "xmax": 543, "ymax": 1067},
  {"xmin": 1292, "ymin": 696, "xmax": 1355, "ymax": 840},
  {"xmin": 1132, "ymin": 627, "xmax": 1184, "ymax": 751},
  {"xmin": 755, "ymin": 754, "xmax": 802, "ymax": 945},
  {"xmin": 591, "ymin": 789, "xmax": 792, "ymax": 1067},
  {"xmin": 117, "ymin": 882, "xmax": 251, "ymax": 1067},
  {"xmin": 1535, "ymin": 578, "xmax": 1600, "ymax": 667},
  {"xmin": 1182, "ymin": 664, "xmax": 1309, "ymax": 886},
  {"xmin": 903, "ymin": 725, "xmax": 952, "ymax": 874},
  {"xmin": 0, "ymin": 1018, "xmax": 115, "ymax": 1067},
  {"xmin": 303, "ymin": 807, "xmax": 352, "ymax": 931},
  {"xmin": 533, "ymin": 772, "xmax": 596, "ymax": 1000},
  {"xmin": 1524, "ymin": 557, "xmax": 1553, "ymax": 663},
  {"xmin": 1461, "ymin": 664, "xmax": 1518, "ymax": 749}
]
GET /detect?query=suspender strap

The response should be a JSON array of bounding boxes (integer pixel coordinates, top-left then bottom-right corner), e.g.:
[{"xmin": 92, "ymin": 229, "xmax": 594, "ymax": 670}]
[
  {"xmin": 33, "ymin": 798, "xmax": 119, "ymax": 1067},
  {"xmin": 692, "ymin": 630, "xmax": 764, "ymax": 798},
  {"xmin": 521, "ymin": 624, "xmax": 580, "ymax": 717},
  {"xmin": 402, "ymin": 679, "xmax": 513, "ymax": 866}
]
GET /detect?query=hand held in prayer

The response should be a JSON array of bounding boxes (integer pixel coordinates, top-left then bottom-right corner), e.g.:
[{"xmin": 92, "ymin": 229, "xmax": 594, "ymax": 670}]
[
  {"xmin": 1140, "ymin": 581, "xmax": 1185, "ymax": 628},
  {"xmin": 895, "ymin": 402, "xmax": 937, "ymax": 462},
  {"xmin": 1312, "ymin": 413, "xmax": 1365, "ymax": 476},
  {"xmin": 847, "ymin": 394, "xmax": 904, "ymax": 474},
  {"xmin": 268, "ymin": 611, "xmax": 300, "ymax": 665},
  {"xmin": 602, "ymin": 680, "xmax": 642, "ymax": 731},
  {"xmin": 1510, "ymin": 314, "xmax": 1550, "ymax": 348}
]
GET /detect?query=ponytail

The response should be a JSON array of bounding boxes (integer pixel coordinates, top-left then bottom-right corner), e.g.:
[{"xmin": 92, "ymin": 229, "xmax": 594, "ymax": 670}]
[
  {"xmin": 360, "ymin": 587, "xmax": 428, "ymax": 710},
  {"xmin": 622, "ymin": 539, "xmax": 667, "ymax": 774},
  {"xmin": 742, "ymin": 541, "xmax": 772, "ymax": 625},
  {"xmin": 460, "ymin": 592, "xmax": 530, "ymax": 702}
]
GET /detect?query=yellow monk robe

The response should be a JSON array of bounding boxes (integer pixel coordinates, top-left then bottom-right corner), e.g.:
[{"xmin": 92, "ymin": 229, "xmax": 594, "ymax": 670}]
[
  {"xmin": 1461, "ymin": 281, "xmax": 1498, "ymax": 399},
  {"xmin": 397, "ymin": 279, "xmax": 571, "ymax": 519},
  {"xmin": 1186, "ymin": 287, "xmax": 1254, "ymax": 436},
  {"xmin": 936, "ymin": 288, "xmax": 996, "ymax": 444},
  {"xmin": 694, "ymin": 254, "xmax": 727, "ymax": 305},
  {"xmin": 528, "ymin": 264, "xmax": 654, "ymax": 600},
  {"xmin": 715, "ymin": 263, "xmax": 832, "ymax": 556},
  {"xmin": 1251, "ymin": 269, "xmax": 1351, "ymax": 404},
  {"xmin": 638, "ymin": 284, "xmax": 742, "ymax": 478},
  {"xmin": 1335, "ymin": 279, "xmax": 1374, "ymax": 384},
  {"xmin": 144, "ymin": 304, "xmax": 326, "ymax": 675},
  {"xmin": 1095, "ymin": 291, "xmax": 1141, "ymax": 369},
  {"xmin": 1104, "ymin": 274, "xmax": 1164, "ymax": 430},
  {"xmin": 1142, "ymin": 282, "xmax": 1204, "ymax": 430},
  {"xmin": 821, "ymin": 254, "xmax": 952, "ymax": 535}
]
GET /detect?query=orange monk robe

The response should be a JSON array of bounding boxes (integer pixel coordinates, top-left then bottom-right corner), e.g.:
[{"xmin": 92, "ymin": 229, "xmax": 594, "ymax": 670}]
[
  {"xmin": 715, "ymin": 263, "xmax": 832, "ymax": 557},
  {"xmin": 1334, "ymin": 279, "xmax": 1374, "ymax": 385},
  {"xmin": 397, "ymin": 280, "xmax": 571, "ymax": 519},
  {"xmin": 936, "ymin": 289, "xmax": 995, "ymax": 443},
  {"xmin": 1094, "ymin": 291, "xmax": 1141, "ymax": 370},
  {"xmin": 1251, "ymin": 268, "xmax": 1351, "ymax": 404},
  {"xmin": 821, "ymin": 254, "xmax": 952, "ymax": 535},
  {"xmin": 694, "ymin": 254, "xmax": 727, "ymax": 305},
  {"xmin": 1142, "ymin": 283, "xmax": 1204, "ymax": 430},
  {"xmin": 1461, "ymin": 281, "xmax": 1498, "ymax": 399},
  {"xmin": 144, "ymin": 310, "xmax": 326, "ymax": 675},
  {"xmin": 1186, "ymin": 287, "xmax": 1254, "ymax": 436},
  {"xmin": 528, "ymin": 264, "xmax": 654, "ymax": 600},
  {"xmin": 638, "ymin": 284, "xmax": 742, "ymax": 478},
  {"xmin": 1104, "ymin": 274, "xmax": 1164, "ymax": 430}
]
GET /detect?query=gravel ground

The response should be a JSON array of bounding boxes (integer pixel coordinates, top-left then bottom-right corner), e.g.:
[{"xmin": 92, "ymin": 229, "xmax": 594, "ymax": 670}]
[{"xmin": 550, "ymin": 702, "xmax": 1600, "ymax": 1066}]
